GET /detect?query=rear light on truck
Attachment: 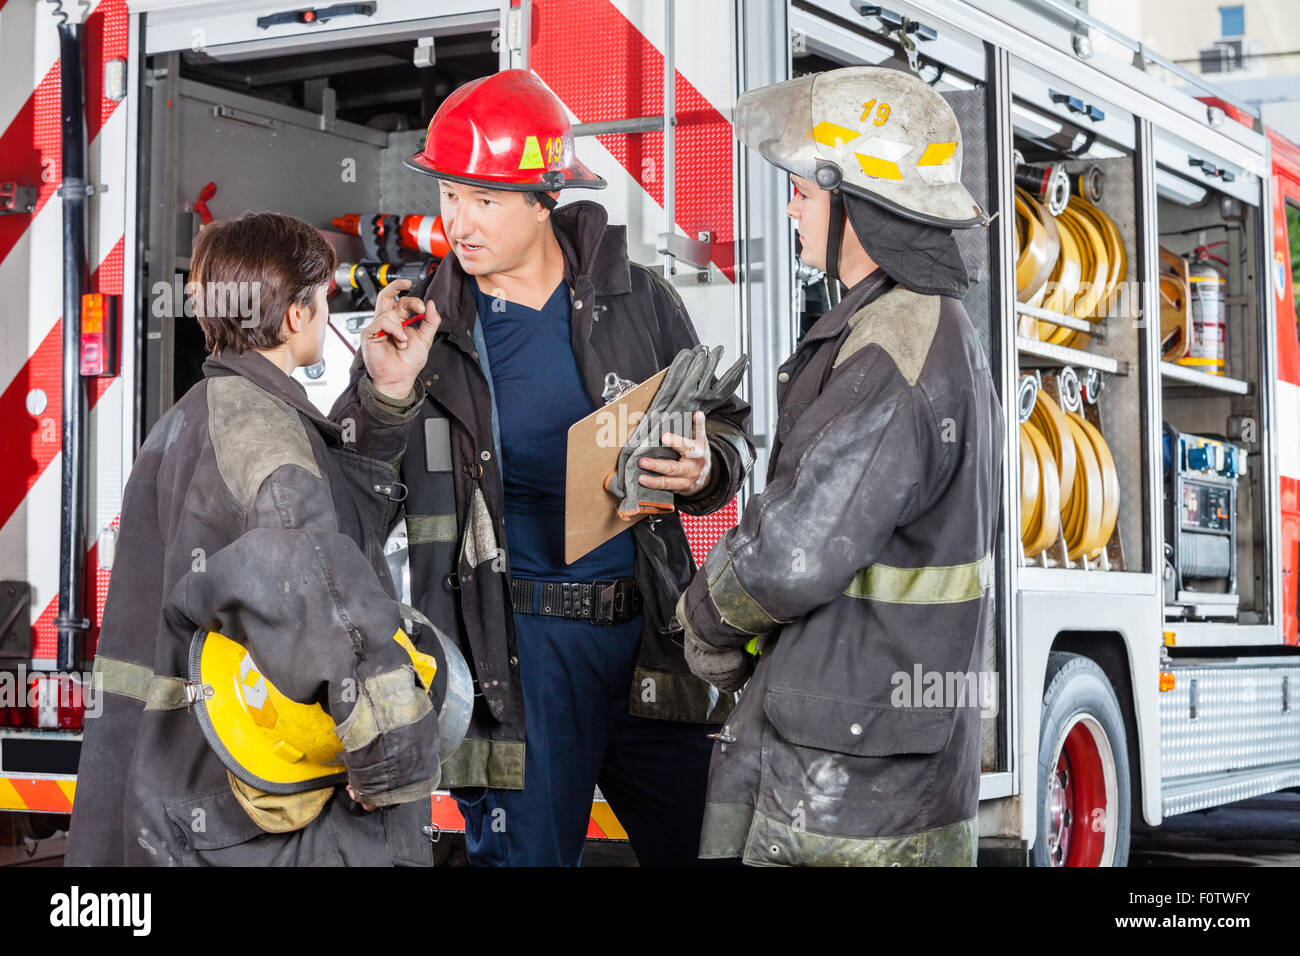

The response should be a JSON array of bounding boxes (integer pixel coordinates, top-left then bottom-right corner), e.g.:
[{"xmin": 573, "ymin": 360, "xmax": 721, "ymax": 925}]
[
  {"xmin": 27, "ymin": 673, "xmax": 87, "ymax": 729},
  {"xmin": 79, "ymin": 293, "xmax": 118, "ymax": 377},
  {"xmin": 0, "ymin": 697, "xmax": 26, "ymax": 726}
]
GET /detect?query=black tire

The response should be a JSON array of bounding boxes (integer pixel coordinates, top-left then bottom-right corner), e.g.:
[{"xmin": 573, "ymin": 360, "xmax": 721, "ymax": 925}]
[
  {"xmin": 1030, "ymin": 651, "xmax": 1131, "ymax": 867},
  {"xmin": 15, "ymin": 812, "xmax": 68, "ymax": 842}
]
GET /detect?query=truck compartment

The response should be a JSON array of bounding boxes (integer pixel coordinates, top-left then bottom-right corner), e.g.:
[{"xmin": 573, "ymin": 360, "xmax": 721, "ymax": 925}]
[
  {"xmin": 1155, "ymin": 136, "xmax": 1270, "ymax": 627},
  {"xmin": 1012, "ymin": 59, "xmax": 1146, "ymax": 574},
  {"xmin": 140, "ymin": 22, "xmax": 498, "ymax": 427}
]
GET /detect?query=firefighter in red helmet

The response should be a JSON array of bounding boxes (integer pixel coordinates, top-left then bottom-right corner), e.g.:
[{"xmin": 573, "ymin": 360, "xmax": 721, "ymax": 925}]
[
  {"xmin": 402, "ymin": 70, "xmax": 606, "ymax": 196},
  {"xmin": 331, "ymin": 70, "xmax": 754, "ymax": 866}
]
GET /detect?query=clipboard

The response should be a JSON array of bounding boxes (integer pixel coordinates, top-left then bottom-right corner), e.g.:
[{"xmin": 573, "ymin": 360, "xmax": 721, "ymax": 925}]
[{"xmin": 564, "ymin": 368, "xmax": 669, "ymax": 565}]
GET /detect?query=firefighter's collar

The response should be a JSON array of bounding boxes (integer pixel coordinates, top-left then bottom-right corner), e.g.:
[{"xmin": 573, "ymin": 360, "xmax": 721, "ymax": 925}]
[
  {"xmin": 202, "ymin": 349, "xmax": 344, "ymax": 444},
  {"xmin": 799, "ymin": 270, "xmax": 893, "ymax": 346}
]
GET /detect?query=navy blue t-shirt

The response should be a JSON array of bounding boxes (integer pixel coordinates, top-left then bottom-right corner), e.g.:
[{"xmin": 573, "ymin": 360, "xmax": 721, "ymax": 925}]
[{"xmin": 472, "ymin": 279, "xmax": 636, "ymax": 581}]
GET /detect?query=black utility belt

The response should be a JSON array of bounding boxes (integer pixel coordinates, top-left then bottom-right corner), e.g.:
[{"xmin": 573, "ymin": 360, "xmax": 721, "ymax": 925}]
[{"xmin": 509, "ymin": 576, "xmax": 642, "ymax": 626}]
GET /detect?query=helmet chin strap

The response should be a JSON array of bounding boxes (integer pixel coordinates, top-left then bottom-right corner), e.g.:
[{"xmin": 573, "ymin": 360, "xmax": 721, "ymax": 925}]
[{"xmin": 823, "ymin": 188, "xmax": 845, "ymax": 284}]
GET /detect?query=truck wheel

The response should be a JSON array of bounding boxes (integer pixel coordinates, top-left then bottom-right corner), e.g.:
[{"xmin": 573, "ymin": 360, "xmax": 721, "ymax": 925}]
[
  {"xmin": 1031, "ymin": 652, "xmax": 1131, "ymax": 867},
  {"xmin": 15, "ymin": 812, "xmax": 68, "ymax": 842}
]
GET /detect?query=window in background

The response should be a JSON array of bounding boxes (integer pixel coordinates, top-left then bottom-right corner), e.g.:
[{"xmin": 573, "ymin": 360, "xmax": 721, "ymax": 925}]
[{"xmin": 1219, "ymin": 5, "xmax": 1245, "ymax": 38}]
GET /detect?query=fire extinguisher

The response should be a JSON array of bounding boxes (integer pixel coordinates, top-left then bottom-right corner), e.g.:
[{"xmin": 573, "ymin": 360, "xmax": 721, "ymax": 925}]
[{"xmin": 1179, "ymin": 247, "xmax": 1228, "ymax": 376}]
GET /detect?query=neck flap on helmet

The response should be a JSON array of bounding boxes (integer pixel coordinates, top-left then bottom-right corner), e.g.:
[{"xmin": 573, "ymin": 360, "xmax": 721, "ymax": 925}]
[{"xmin": 841, "ymin": 191, "xmax": 971, "ymax": 298}]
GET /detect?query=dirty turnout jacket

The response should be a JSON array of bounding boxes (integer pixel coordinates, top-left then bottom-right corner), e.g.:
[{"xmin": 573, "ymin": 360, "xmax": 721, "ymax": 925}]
[
  {"xmin": 678, "ymin": 272, "xmax": 1002, "ymax": 865},
  {"xmin": 66, "ymin": 350, "xmax": 441, "ymax": 866}
]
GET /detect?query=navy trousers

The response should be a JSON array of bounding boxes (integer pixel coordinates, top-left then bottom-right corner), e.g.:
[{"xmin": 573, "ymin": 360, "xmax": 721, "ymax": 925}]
[{"xmin": 453, "ymin": 610, "xmax": 717, "ymax": 866}]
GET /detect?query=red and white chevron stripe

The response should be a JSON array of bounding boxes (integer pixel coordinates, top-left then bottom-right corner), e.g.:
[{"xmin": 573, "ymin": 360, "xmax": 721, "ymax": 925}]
[
  {"xmin": 0, "ymin": 0, "xmax": 129, "ymax": 666},
  {"xmin": 526, "ymin": 0, "xmax": 742, "ymax": 562}
]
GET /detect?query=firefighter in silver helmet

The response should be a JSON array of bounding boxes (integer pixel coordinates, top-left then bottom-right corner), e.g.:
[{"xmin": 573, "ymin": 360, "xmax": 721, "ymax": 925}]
[{"xmin": 677, "ymin": 66, "xmax": 1003, "ymax": 866}]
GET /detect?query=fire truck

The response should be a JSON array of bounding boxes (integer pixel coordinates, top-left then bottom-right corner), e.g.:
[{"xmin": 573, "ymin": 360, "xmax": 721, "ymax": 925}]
[{"xmin": 2, "ymin": 0, "xmax": 1300, "ymax": 866}]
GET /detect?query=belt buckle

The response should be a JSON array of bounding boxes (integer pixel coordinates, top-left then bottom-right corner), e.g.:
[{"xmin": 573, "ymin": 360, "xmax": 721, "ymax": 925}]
[{"xmin": 589, "ymin": 579, "xmax": 618, "ymax": 625}]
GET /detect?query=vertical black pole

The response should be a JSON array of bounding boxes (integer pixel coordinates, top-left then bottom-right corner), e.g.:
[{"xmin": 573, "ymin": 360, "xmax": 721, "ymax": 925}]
[{"xmin": 55, "ymin": 20, "xmax": 89, "ymax": 671}]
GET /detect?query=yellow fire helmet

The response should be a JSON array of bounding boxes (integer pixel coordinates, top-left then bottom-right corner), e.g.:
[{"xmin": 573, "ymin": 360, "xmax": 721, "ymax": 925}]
[
  {"xmin": 188, "ymin": 619, "xmax": 471, "ymax": 795},
  {"xmin": 734, "ymin": 66, "xmax": 987, "ymax": 229}
]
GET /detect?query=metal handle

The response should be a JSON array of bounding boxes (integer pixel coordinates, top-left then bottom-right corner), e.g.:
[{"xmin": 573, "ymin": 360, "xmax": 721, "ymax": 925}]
[
  {"xmin": 851, "ymin": 3, "xmax": 937, "ymax": 40},
  {"xmin": 1049, "ymin": 89, "xmax": 1084, "ymax": 114},
  {"xmin": 1189, "ymin": 156, "xmax": 1234, "ymax": 181},
  {"xmin": 662, "ymin": 0, "xmax": 676, "ymax": 273}
]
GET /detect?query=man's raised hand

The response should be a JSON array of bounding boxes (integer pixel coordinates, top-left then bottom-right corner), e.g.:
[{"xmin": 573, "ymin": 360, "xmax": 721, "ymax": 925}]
[{"xmin": 361, "ymin": 278, "xmax": 441, "ymax": 400}]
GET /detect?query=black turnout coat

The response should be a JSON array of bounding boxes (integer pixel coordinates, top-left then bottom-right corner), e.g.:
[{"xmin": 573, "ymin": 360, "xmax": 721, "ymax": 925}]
[{"xmin": 332, "ymin": 201, "xmax": 755, "ymax": 789}]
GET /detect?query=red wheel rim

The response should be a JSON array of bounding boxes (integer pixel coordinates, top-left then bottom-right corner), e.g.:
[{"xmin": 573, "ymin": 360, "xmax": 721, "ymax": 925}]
[{"xmin": 1046, "ymin": 715, "xmax": 1115, "ymax": 866}]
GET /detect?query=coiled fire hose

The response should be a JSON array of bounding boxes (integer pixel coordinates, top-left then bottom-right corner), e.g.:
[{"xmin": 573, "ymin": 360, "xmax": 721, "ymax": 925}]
[
  {"xmin": 1019, "ymin": 420, "xmax": 1060, "ymax": 557},
  {"xmin": 1014, "ymin": 184, "xmax": 1128, "ymax": 350},
  {"xmin": 1065, "ymin": 413, "xmax": 1120, "ymax": 561},
  {"xmin": 1020, "ymin": 384, "xmax": 1120, "ymax": 562}
]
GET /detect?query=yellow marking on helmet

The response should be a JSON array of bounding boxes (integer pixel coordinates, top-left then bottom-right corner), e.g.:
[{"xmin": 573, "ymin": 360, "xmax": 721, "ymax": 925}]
[
  {"xmin": 273, "ymin": 740, "xmax": 305, "ymax": 763},
  {"xmin": 861, "ymin": 99, "xmax": 891, "ymax": 126},
  {"xmin": 812, "ymin": 121, "xmax": 860, "ymax": 148},
  {"xmin": 855, "ymin": 153, "xmax": 903, "ymax": 181},
  {"xmin": 519, "ymin": 135, "xmax": 545, "ymax": 170},
  {"xmin": 917, "ymin": 141, "xmax": 957, "ymax": 166},
  {"xmin": 249, "ymin": 698, "xmax": 277, "ymax": 729}
]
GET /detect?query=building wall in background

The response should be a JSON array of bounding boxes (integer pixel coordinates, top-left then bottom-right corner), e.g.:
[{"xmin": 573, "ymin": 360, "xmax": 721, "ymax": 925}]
[
  {"xmin": 1089, "ymin": 0, "xmax": 1300, "ymax": 77},
  {"xmin": 1087, "ymin": 0, "xmax": 1300, "ymax": 142}
]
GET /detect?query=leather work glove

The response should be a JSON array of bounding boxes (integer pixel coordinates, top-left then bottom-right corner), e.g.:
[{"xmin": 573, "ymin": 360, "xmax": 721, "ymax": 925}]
[
  {"xmin": 682, "ymin": 621, "xmax": 753, "ymax": 694},
  {"xmin": 677, "ymin": 588, "xmax": 754, "ymax": 693},
  {"xmin": 604, "ymin": 344, "xmax": 748, "ymax": 521}
]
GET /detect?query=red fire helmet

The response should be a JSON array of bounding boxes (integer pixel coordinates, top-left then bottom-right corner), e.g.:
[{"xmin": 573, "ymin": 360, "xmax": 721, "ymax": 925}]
[{"xmin": 405, "ymin": 69, "xmax": 606, "ymax": 194}]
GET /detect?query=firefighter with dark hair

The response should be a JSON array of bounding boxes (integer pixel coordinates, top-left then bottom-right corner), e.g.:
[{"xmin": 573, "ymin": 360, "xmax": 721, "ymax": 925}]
[
  {"xmin": 677, "ymin": 66, "xmax": 1003, "ymax": 866},
  {"xmin": 67, "ymin": 212, "xmax": 458, "ymax": 866}
]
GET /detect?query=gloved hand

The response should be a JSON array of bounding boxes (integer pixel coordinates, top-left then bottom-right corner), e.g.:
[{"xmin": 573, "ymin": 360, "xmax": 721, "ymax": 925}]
[
  {"xmin": 604, "ymin": 345, "xmax": 748, "ymax": 521},
  {"xmin": 677, "ymin": 593, "xmax": 753, "ymax": 693},
  {"xmin": 683, "ymin": 624, "xmax": 753, "ymax": 694}
]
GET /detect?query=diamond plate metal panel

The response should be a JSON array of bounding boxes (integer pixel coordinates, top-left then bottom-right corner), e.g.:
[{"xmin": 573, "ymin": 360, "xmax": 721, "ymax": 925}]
[
  {"xmin": 1163, "ymin": 765, "xmax": 1300, "ymax": 817},
  {"xmin": 380, "ymin": 129, "xmax": 441, "ymax": 217},
  {"xmin": 1161, "ymin": 661, "xmax": 1300, "ymax": 814},
  {"xmin": 944, "ymin": 87, "xmax": 994, "ymax": 366}
]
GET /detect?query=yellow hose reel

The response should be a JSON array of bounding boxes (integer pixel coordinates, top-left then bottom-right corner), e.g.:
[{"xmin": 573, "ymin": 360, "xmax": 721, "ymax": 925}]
[
  {"xmin": 1014, "ymin": 181, "xmax": 1128, "ymax": 350},
  {"xmin": 1159, "ymin": 245, "xmax": 1193, "ymax": 361},
  {"xmin": 1018, "ymin": 379, "xmax": 1120, "ymax": 563}
]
